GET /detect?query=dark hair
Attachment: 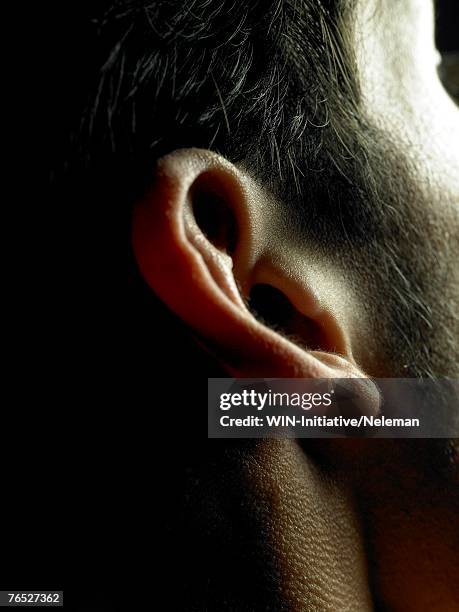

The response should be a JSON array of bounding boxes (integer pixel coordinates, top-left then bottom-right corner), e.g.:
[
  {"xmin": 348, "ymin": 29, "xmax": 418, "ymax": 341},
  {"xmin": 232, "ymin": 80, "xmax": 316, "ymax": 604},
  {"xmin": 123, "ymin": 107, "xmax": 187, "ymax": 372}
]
[{"xmin": 48, "ymin": 1, "xmax": 363, "ymax": 212}]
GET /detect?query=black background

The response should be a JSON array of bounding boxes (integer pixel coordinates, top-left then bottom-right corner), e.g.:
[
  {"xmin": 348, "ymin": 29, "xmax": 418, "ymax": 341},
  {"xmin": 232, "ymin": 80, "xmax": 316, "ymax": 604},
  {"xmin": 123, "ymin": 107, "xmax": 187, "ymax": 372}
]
[{"xmin": 436, "ymin": 0, "xmax": 459, "ymax": 53}]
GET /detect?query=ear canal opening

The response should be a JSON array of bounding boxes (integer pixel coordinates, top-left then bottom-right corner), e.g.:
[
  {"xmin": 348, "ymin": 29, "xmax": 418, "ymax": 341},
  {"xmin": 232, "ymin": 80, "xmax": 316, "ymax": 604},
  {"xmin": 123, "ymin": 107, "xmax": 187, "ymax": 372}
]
[
  {"xmin": 191, "ymin": 177, "xmax": 238, "ymax": 255},
  {"xmin": 248, "ymin": 284, "xmax": 330, "ymax": 352}
]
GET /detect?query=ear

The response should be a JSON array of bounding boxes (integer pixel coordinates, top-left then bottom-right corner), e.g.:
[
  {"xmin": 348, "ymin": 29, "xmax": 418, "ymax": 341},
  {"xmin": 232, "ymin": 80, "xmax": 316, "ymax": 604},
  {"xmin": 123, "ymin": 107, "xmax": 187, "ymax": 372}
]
[{"xmin": 132, "ymin": 148, "xmax": 378, "ymax": 410}]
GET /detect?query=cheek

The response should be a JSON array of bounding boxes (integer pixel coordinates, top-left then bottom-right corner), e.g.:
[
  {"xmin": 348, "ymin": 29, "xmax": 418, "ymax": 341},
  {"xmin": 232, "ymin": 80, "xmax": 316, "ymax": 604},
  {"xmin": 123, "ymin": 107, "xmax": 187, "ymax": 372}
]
[
  {"xmin": 414, "ymin": 90, "xmax": 459, "ymax": 203},
  {"xmin": 355, "ymin": 0, "xmax": 459, "ymax": 195}
]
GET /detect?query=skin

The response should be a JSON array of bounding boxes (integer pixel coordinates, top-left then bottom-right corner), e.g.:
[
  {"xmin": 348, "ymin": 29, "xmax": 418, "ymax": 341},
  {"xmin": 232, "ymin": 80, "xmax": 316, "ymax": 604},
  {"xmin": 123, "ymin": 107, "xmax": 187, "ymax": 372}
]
[
  {"xmin": 132, "ymin": 0, "xmax": 458, "ymax": 609},
  {"xmin": 355, "ymin": 0, "xmax": 459, "ymax": 380}
]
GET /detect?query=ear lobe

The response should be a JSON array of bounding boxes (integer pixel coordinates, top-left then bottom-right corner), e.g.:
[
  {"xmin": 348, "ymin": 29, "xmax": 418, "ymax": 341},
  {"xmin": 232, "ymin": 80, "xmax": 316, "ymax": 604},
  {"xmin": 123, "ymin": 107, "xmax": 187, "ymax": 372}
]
[{"xmin": 131, "ymin": 148, "xmax": 379, "ymax": 414}]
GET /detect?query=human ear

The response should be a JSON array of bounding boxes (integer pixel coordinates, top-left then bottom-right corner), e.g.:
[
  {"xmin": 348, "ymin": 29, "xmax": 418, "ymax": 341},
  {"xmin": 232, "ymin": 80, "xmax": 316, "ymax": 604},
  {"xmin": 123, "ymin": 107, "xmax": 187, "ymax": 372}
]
[{"xmin": 132, "ymin": 148, "xmax": 378, "ymax": 411}]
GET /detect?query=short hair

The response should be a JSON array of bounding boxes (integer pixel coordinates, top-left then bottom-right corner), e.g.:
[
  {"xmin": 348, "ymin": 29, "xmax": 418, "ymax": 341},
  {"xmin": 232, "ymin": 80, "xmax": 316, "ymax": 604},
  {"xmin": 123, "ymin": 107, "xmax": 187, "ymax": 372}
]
[{"xmin": 48, "ymin": 1, "xmax": 364, "ymax": 214}]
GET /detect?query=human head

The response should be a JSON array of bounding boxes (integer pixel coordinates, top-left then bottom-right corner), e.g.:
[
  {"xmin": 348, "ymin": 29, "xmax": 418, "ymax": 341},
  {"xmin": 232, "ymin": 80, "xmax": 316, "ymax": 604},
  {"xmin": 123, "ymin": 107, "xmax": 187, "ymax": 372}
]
[
  {"xmin": 47, "ymin": 0, "xmax": 458, "ymax": 382},
  {"xmin": 44, "ymin": 2, "xmax": 459, "ymax": 608}
]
